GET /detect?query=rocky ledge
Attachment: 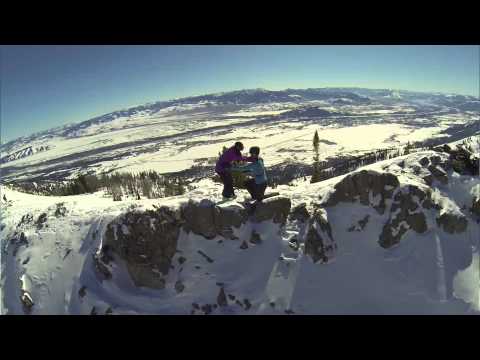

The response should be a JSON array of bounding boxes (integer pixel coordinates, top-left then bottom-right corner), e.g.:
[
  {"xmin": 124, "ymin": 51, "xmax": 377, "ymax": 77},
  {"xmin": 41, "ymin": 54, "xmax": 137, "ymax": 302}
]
[{"xmin": 96, "ymin": 196, "xmax": 291, "ymax": 288}]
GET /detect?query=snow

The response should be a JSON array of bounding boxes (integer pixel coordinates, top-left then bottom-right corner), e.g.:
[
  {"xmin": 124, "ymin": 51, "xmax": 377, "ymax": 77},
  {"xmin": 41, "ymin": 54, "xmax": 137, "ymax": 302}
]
[
  {"xmin": 369, "ymin": 192, "xmax": 383, "ymax": 207},
  {"xmin": 223, "ymin": 110, "xmax": 290, "ymax": 117},
  {"xmin": 2, "ymin": 146, "xmax": 479, "ymax": 314},
  {"xmin": 3, "ymin": 91, "xmax": 478, "ymax": 182},
  {"xmin": 454, "ymin": 252, "xmax": 480, "ymax": 311},
  {"xmin": 2, "ymin": 89, "xmax": 480, "ymax": 314},
  {"xmin": 391, "ymin": 221, "xmax": 409, "ymax": 237}
]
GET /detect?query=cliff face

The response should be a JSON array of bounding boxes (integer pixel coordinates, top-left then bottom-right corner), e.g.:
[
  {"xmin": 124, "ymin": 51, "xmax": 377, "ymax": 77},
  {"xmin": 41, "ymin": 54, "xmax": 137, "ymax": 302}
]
[{"xmin": 96, "ymin": 197, "xmax": 291, "ymax": 290}]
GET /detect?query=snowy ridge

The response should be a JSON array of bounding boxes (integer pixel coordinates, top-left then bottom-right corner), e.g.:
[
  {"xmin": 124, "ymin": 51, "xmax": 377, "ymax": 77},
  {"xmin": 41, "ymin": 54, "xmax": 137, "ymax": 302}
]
[
  {"xmin": 1, "ymin": 142, "xmax": 479, "ymax": 315},
  {"xmin": 0, "ymin": 145, "xmax": 50, "ymax": 165}
]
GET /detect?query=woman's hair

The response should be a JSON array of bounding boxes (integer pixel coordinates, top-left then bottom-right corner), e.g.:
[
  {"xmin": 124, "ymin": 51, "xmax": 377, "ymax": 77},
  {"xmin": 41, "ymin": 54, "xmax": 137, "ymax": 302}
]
[
  {"xmin": 249, "ymin": 146, "xmax": 260, "ymax": 155},
  {"xmin": 234, "ymin": 142, "xmax": 244, "ymax": 151}
]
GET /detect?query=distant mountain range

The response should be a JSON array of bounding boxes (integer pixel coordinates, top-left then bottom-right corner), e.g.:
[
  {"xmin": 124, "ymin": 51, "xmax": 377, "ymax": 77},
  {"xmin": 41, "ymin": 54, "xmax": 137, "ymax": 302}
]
[
  {"xmin": 1, "ymin": 87, "xmax": 479, "ymax": 184},
  {"xmin": 3, "ymin": 87, "xmax": 478, "ymax": 148}
]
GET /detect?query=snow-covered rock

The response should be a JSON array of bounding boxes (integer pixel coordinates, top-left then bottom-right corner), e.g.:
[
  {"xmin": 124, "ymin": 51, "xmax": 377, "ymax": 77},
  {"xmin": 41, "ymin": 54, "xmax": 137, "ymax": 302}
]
[
  {"xmin": 379, "ymin": 185, "xmax": 430, "ymax": 248},
  {"xmin": 101, "ymin": 206, "xmax": 183, "ymax": 289},
  {"xmin": 288, "ymin": 202, "xmax": 310, "ymax": 223},
  {"xmin": 472, "ymin": 197, "xmax": 480, "ymax": 218},
  {"xmin": 303, "ymin": 206, "xmax": 336, "ymax": 264},
  {"xmin": 251, "ymin": 196, "xmax": 291, "ymax": 225},
  {"xmin": 182, "ymin": 200, "xmax": 247, "ymax": 240},
  {"xmin": 436, "ymin": 212, "xmax": 468, "ymax": 234},
  {"xmin": 324, "ymin": 170, "xmax": 399, "ymax": 215},
  {"xmin": 92, "ymin": 197, "xmax": 291, "ymax": 290},
  {"xmin": 428, "ymin": 164, "xmax": 449, "ymax": 185}
]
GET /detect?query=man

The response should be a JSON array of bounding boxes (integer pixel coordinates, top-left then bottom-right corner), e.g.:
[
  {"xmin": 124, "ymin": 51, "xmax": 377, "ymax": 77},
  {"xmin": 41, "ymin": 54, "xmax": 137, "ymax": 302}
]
[
  {"xmin": 231, "ymin": 146, "xmax": 267, "ymax": 202},
  {"xmin": 215, "ymin": 142, "xmax": 251, "ymax": 199}
]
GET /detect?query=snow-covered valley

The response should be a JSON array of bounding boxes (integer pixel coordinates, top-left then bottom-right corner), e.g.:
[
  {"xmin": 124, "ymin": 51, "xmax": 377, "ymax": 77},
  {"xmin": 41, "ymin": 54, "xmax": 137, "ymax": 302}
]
[{"xmin": 1, "ymin": 88, "xmax": 478, "ymax": 183}]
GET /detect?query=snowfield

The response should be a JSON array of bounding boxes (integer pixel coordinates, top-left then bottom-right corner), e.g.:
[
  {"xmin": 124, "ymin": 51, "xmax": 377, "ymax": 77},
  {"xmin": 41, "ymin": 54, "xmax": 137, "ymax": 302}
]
[
  {"xmin": 1, "ymin": 88, "xmax": 479, "ymax": 183},
  {"xmin": 1, "ymin": 145, "xmax": 479, "ymax": 314}
]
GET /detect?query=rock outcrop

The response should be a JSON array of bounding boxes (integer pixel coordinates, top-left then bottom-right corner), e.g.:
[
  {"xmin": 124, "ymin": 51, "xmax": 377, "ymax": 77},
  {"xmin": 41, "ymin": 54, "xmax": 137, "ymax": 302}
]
[
  {"xmin": 251, "ymin": 196, "xmax": 291, "ymax": 224},
  {"xmin": 289, "ymin": 202, "xmax": 310, "ymax": 223},
  {"xmin": 175, "ymin": 280, "xmax": 185, "ymax": 293},
  {"xmin": 347, "ymin": 214, "xmax": 370, "ymax": 232},
  {"xmin": 427, "ymin": 165, "xmax": 448, "ymax": 185},
  {"xmin": 98, "ymin": 196, "xmax": 291, "ymax": 289},
  {"xmin": 419, "ymin": 156, "xmax": 430, "ymax": 167},
  {"xmin": 441, "ymin": 143, "xmax": 478, "ymax": 175},
  {"xmin": 181, "ymin": 197, "xmax": 291, "ymax": 238},
  {"xmin": 20, "ymin": 291, "xmax": 34, "ymax": 315},
  {"xmin": 430, "ymin": 143, "xmax": 478, "ymax": 176},
  {"xmin": 102, "ymin": 206, "xmax": 183, "ymax": 289},
  {"xmin": 422, "ymin": 174, "xmax": 434, "ymax": 186},
  {"xmin": 324, "ymin": 170, "xmax": 400, "ymax": 215},
  {"xmin": 304, "ymin": 206, "xmax": 336, "ymax": 264},
  {"xmin": 217, "ymin": 287, "xmax": 228, "ymax": 307},
  {"xmin": 10, "ymin": 231, "xmax": 28, "ymax": 257},
  {"xmin": 472, "ymin": 197, "xmax": 480, "ymax": 217},
  {"xmin": 93, "ymin": 250, "xmax": 113, "ymax": 281},
  {"xmin": 379, "ymin": 185, "xmax": 430, "ymax": 248},
  {"xmin": 182, "ymin": 199, "xmax": 248, "ymax": 239},
  {"xmin": 322, "ymin": 171, "xmax": 435, "ymax": 249},
  {"xmin": 436, "ymin": 212, "xmax": 468, "ymax": 234}
]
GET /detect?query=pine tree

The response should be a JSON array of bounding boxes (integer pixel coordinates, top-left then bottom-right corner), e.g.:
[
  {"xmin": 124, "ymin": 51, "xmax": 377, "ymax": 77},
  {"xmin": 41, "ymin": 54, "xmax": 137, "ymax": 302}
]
[
  {"xmin": 311, "ymin": 130, "xmax": 322, "ymax": 183},
  {"xmin": 404, "ymin": 141, "xmax": 411, "ymax": 155},
  {"xmin": 141, "ymin": 177, "xmax": 153, "ymax": 199},
  {"xmin": 313, "ymin": 130, "xmax": 320, "ymax": 153},
  {"xmin": 177, "ymin": 178, "xmax": 186, "ymax": 195},
  {"xmin": 111, "ymin": 183, "xmax": 123, "ymax": 201}
]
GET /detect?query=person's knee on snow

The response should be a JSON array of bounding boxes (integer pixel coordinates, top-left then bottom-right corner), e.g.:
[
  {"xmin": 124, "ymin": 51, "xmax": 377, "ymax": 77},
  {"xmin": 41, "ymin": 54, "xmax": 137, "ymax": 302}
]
[
  {"xmin": 231, "ymin": 146, "xmax": 268, "ymax": 201},
  {"xmin": 244, "ymin": 178, "xmax": 257, "ymax": 199}
]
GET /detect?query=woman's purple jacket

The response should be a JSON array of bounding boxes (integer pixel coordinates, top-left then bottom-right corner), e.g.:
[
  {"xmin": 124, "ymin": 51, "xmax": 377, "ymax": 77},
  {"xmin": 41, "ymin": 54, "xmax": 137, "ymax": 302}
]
[{"xmin": 215, "ymin": 147, "xmax": 251, "ymax": 173}]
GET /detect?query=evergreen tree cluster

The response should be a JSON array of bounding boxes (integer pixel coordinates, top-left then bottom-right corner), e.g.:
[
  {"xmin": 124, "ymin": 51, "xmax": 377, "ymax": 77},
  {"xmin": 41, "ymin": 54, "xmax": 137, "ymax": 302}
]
[
  {"xmin": 309, "ymin": 130, "xmax": 427, "ymax": 184},
  {"xmin": 9, "ymin": 171, "xmax": 188, "ymax": 201}
]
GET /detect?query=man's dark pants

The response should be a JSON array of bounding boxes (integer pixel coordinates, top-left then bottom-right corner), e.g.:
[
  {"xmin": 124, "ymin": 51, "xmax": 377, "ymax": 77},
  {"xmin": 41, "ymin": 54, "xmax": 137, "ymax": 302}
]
[{"xmin": 244, "ymin": 178, "xmax": 267, "ymax": 201}]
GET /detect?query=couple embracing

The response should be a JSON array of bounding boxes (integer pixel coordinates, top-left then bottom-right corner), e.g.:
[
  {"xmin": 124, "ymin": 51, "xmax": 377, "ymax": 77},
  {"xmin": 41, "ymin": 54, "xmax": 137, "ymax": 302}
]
[{"xmin": 215, "ymin": 142, "xmax": 268, "ymax": 202}]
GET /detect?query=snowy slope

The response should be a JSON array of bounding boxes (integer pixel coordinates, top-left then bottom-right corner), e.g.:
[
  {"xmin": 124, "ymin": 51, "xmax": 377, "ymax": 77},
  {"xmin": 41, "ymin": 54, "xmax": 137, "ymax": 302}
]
[{"xmin": 1, "ymin": 140, "xmax": 479, "ymax": 315}]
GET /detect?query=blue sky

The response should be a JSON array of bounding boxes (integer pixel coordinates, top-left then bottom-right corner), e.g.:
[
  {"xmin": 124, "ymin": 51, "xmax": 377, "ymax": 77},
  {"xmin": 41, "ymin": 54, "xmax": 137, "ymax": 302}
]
[{"xmin": 1, "ymin": 45, "xmax": 478, "ymax": 142}]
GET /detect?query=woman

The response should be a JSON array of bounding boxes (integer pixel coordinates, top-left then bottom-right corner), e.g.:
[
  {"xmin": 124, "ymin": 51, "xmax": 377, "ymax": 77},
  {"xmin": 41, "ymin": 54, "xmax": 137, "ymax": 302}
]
[{"xmin": 215, "ymin": 142, "xmax": 251, "ymax": 199}]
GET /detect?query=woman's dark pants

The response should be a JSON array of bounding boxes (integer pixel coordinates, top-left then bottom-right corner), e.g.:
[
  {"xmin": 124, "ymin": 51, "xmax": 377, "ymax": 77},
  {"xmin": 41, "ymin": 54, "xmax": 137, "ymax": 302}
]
[{"xmin": 218, "ymin": 171, "xmax": 234, "ymax": 197}]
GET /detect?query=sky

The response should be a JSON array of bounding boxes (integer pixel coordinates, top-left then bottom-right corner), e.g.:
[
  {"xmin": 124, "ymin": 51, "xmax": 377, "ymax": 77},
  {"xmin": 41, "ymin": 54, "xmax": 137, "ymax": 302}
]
[{"xmin": 1, "ymin": 45, "xmax": 479, "ymax": 142}]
